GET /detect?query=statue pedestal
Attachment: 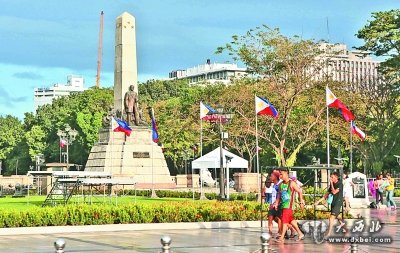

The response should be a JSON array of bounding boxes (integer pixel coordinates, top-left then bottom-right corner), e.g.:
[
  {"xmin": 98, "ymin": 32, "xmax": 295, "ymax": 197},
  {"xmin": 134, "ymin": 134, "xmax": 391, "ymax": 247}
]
[{"xmin": 85, "ymin": 126, "xmax": 175, "ymax": 189}]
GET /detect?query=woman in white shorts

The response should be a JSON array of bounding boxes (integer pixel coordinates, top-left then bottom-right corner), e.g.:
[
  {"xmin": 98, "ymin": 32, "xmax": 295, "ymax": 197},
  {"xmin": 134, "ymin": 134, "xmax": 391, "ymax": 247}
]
[{"xmin": 343, "ymin": 172, "xmax": 353, "ymax": 212}]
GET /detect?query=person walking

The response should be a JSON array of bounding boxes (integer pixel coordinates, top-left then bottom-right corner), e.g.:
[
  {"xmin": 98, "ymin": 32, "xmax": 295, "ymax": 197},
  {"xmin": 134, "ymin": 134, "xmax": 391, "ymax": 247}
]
[
  {"xmin": 267, "ymin": 171, "xmax": 282, "ymax": 237},
  {"xmin": 385, "ymin": 173, "xmax": 396, "ymax": 210},
  {"xmin": 325, "ymin": 171, "xmax": 347, "ymax": 238},
  {"xmin": 374, "ymin": 174, "xmax": 384, "ymax": 207},
  {"xmin": 343, "ymin": 172, "xmax": 354, "ymax": 212},
  {"xmin": 273, "ymin": 168, "xmax": 305, "ymax": 243}
]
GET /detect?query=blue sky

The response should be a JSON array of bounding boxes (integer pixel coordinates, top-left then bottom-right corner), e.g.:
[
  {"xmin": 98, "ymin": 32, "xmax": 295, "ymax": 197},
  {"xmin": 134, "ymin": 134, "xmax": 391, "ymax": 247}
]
[{"xmin": 0, "ymin": 0, "xmax": 399, "ymax": 119}]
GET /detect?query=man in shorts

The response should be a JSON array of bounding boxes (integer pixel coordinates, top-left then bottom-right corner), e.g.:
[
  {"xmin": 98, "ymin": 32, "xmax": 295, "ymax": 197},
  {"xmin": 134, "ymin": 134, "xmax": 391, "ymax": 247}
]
[
  {"xmin": 273, "ymin": 168, "xmax": 305, "ymax": 243},
  {"xmin": 326, "ymin": 171, "xmax": 346, "ymax": 237},
  {"xmin": 267, "ymin": 171, "xmax": 282, "ymax": 236}
]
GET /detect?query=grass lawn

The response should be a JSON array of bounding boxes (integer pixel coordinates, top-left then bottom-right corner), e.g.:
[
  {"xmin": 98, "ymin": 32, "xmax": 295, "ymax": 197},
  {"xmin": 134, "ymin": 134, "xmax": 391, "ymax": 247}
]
[{"xmin": 0, "ymin": 195, "xmax": 193, "ymax": 211}]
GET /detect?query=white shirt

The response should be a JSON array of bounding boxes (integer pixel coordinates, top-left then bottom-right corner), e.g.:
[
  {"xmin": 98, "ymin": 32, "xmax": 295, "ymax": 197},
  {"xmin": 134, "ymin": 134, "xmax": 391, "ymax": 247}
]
[
  {"xmin": 265, "ymin": 185, "xmax": 273, "ymax": 194},
  {"xmin": 343, "ymin": 178, "xmax": 352, "ymax": 192}
]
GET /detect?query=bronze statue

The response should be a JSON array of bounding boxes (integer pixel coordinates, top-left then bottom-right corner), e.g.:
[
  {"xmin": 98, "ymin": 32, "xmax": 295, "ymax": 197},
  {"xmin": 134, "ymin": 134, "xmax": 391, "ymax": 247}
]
[{"xmin": 124, "ymin": 85, "xmax": 139, "ymax": 126}]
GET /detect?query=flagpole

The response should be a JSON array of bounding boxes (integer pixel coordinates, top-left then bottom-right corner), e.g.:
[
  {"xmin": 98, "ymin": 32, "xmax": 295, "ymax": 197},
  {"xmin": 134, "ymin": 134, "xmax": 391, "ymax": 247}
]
[
  {"xmin": 59, "ymin": 136, "xmax": 62, "ymax": 163},
  {"xmin": 326, "ymin": 105, "xmax": 330, "ymax": 167},
  {"xmin": 256, "ymin": 113, "xmax": 260, "ymax": 176},
  {"xmin": 151, "ymin": 108, "xmax": 157, "ymax": 198},
  {"xmin": 256, "ymin": 107, "xmax": 263, "ymax": 231},
  {"xmin": 200, "ymin": 118, "xmax": 203, "ymax": 156},
  {"xmin": 350, "ymin": 121, "xmax": 353, "ymax": 174}
]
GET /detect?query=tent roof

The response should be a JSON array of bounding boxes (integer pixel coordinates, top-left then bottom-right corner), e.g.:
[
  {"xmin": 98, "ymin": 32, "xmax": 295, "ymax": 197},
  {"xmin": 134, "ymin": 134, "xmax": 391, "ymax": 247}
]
[{"xmin": 191, "ymin": 147, "xmax": 248, "ymax": 169}]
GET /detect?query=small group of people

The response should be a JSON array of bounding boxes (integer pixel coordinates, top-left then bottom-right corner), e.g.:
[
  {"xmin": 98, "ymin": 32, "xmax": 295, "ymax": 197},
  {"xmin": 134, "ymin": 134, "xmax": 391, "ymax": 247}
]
[
  {"xmin": 264, "ymin": 169, "xmax": 349, "ymax": 242},
  {"xmin": 370, "ymin": 173, "xmax": 396, "ymax": 210},
  {"xmin": 263, "ymin": 168, "xmax": 305, "ymax": 243}
]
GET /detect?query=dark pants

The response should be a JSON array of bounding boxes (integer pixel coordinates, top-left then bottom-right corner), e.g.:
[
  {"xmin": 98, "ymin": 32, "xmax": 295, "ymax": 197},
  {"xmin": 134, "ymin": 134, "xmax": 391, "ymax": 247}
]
[{"xmin": 376, "ymin": 190, "xmax": 383, "ymax": 205}]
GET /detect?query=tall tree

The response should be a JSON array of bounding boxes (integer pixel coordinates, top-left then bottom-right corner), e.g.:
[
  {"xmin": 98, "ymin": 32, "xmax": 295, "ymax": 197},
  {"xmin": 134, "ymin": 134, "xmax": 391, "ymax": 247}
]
[
  {"xmin": 356, "ymin": 9, "xmax": 400, "ymax": 173},
  {"xmin": 356, "ymin": 9, "xmax": 400, "ymax": 74},
  {"xmin": 217, "ymin": 26, "xmax": 336, "ymax": 166}
]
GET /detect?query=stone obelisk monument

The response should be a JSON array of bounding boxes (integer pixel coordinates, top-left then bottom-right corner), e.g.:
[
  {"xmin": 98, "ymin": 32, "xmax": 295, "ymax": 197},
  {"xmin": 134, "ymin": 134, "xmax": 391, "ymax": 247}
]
[
  {"xmin": 114, "ymin": 12, "xmax": 138, "ymax": 114},
  {"xmin": 85, "ymin": 12, "xmax": 175, "ymax": 189}
]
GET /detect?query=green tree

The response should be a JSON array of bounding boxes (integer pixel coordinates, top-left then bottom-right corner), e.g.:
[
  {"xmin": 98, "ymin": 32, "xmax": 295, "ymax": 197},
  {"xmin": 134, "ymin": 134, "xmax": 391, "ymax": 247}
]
[
  {"xmin": 217, "ymin": 26, "xmax": 337, "ymax": 167},
  {"xmin": 0, "ymin": 115, "xmax": 24, "ymax": 160},
  {"xmin": 356, "ymin": 9, "xmax": 400, "ymax": 174},
  {"xmin": 25, "ymin": 125, "xmax": 46, "ymax": 161},
  {"xmin": 356, "ymin": 9, "xmax": 400, "ymax": 74},
  {"xmin": 0, "ymin": 115, "xmax": 24, "ymax": 174}
]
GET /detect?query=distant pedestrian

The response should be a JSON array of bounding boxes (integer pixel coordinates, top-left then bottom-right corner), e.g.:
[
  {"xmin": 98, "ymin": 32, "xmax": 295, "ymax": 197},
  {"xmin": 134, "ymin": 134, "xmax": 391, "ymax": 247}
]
[
  {"xmin": 263, "ymin": 178, "xmax": 273, "ymax": 204},
  {"xmin": 343, "ymin": 172, "xmax": 354, "ymax": 212},
  {"xmin": 385, "ymin": 173, "xmax": 396, "ymax": 210},
  {"xmin": 374, "ymin": 174, "xmax": 384, "ymax": 207}
]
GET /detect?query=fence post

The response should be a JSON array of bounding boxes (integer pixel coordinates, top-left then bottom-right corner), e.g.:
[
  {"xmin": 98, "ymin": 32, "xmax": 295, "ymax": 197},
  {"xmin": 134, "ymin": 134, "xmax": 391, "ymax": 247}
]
[
  {"xmin": 260, "ymin": 233, "xmax": 270, "ymax": 253},
  {"xmin": 54, "ymin": 238, "xmax": 66, "ymax": 253},
  {"xmin": 350, "ymin": 241, "xmax": 358, "ymax": 253},
  {"xmin": 160, "ymin": 235, "xmax": 172, "ymax": 253}
]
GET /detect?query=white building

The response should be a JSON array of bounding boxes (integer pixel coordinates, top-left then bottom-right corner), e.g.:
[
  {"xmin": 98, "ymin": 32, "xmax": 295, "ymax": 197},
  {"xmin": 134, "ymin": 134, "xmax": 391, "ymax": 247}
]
[
  {"xmin": 34, "ymin": 75, "xmax": 86, "ymax": 111},
  {"xmin": 169, "ymin": 60, "xmax": 248, "ymax": 84},
  {"xmin": 317, "ymin": 43, "xmax": 380, "ymax": 86}
]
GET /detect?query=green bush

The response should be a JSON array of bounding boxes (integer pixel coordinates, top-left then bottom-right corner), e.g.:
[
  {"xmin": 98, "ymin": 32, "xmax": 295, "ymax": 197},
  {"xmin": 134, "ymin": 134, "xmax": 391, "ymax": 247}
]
[
  {"xmin": 0, "ymin": 200, "xmax": 352, "ymax": 228},
  {"xmin": 394, "ymin": 188, "xmax": 400, "ymax": 197},
  {"xmin": 118, "ymin": 189, "xmax": 257, "ymax": 201}
]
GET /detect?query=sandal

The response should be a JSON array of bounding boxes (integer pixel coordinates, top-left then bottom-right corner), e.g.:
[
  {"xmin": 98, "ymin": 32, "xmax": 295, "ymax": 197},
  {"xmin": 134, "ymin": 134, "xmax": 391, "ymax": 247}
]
[
  {"xmin": 289, "ymin": 234, "xmax": 297, "ymax": 239},
  {"xmin": 275, "ymin": 238, "xmax": 285, "ymax": 243}
]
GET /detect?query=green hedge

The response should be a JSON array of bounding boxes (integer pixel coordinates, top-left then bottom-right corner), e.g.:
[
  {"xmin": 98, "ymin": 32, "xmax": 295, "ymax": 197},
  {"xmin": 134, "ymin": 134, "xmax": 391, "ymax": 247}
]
[
  {"xmin": 0, "ymin": 201, "xmax": 345, "ymax": 228},
  {"xmin": 0, "ymin": 201, "xmax": 260, "ymax": 228},
  {"xmin": 118, "ymin": 189, "xmax": 258, "ymax": 201}
]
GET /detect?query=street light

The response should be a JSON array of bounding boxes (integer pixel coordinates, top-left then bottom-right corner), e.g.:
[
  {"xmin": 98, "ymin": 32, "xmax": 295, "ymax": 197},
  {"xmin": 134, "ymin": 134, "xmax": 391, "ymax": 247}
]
[
  {"xmin": 212, "ymin": 105, "xmax": 233, "ymax": 200},
  {"xmin": 57, "ymin": 124, "xmax": 78, "ymax": 170}
]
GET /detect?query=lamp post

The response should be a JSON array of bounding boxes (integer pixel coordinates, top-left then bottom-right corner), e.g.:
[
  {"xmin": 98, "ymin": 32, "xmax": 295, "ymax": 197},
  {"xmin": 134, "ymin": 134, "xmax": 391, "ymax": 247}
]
[
  {"xmin": 213, "ymin": 105, "xmax": 233, "ymax": 200},
  {"xmin": 57, "ymin": 124, "xmax": 78, "ymax": 170}
]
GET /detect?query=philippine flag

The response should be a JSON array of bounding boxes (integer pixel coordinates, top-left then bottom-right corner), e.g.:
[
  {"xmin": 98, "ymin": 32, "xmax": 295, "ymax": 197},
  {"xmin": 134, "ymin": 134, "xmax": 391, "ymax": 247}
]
[
  {"xmin": 255, "ymin": 95, "xmax": 278, "ymax": 118},
  {"xmin": 351, "ymin": 122, "xmax": 366, "ymax": 141},
  {"xmin": 151, "ymin": 108, "xmax": 159, "ymax": 143},
  {"xmin": 200, "ymin": 102, "xmax": 216, "ymax": 120},
  {"xmin": 59, "ymin": 139, "xmax": 67, "ymax": 148},
  {"xmin": 326, "ymin": 87, "xmax": 355, "ymax": 122},
  {"xmin": 111, "ymin": 117, "xmax": 132, "ymax": 137}
]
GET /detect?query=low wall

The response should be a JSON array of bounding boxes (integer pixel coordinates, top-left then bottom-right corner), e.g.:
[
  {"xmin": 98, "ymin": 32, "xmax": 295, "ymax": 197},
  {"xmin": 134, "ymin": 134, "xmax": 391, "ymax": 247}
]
[
  {"xmin": 233, "ymin": 173, "xmax": 260, "ymax": 193},
  {"xmin": 0, "ymin": 175, "xmax": 33, "ymax": 188}
]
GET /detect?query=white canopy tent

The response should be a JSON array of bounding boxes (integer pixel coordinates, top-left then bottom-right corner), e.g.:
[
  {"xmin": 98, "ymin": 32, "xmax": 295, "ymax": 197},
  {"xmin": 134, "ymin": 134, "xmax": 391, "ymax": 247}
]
[
  {"xmin": 192, "ymin": 147, "xmax": 249, "ymax": 170},
  {"xmin": 191, "ymin": 147, "xmax": 248, "ymax": 199}
]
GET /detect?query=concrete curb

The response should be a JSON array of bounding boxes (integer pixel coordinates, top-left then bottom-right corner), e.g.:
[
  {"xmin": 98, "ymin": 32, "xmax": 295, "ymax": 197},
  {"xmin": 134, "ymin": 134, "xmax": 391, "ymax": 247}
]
[{"xmin": 0, "ymin": 221, "xmax": 261, "ymax": 236}]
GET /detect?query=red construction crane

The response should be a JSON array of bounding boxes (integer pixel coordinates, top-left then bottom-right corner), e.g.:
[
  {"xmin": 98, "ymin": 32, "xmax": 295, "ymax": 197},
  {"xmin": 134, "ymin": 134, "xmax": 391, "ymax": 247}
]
[{"xmin": 96, "ymin": 11, "xmax": 104, "ymax": 88}]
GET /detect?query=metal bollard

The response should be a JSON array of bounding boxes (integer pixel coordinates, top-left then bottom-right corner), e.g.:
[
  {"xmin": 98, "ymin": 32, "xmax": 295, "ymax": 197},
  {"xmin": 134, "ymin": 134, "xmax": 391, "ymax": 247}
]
[
  {"xmin": 260, "ymin": 233, "xmax": 270, "ymax": 253},
  {"xmin": 350, "ymin": 242, "xmax": 358, "ymax": 253},
  {"xmin": 54, "ymin": 238, "xmax": 66, "ymax": 253},
  {"xmin": 160, "ymin": 235, "xmax": 172, "ymax": 253}
]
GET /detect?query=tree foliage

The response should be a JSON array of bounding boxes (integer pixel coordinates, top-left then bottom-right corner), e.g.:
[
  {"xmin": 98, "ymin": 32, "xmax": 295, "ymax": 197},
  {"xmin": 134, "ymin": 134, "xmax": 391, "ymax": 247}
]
[
  {"xmin": 356, "ymin": 9, "xmax": 400, "ymax": 74},
  {"xmin": 356, "ymin": 9, "xmax": 400, "ymax": 174}
]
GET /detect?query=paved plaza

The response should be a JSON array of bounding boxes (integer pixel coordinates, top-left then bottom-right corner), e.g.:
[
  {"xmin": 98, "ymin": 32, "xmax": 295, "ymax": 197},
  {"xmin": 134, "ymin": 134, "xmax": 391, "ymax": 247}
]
[{"xmin": 0, "ymin": 206, "xmax": 399, "ymax": 253}]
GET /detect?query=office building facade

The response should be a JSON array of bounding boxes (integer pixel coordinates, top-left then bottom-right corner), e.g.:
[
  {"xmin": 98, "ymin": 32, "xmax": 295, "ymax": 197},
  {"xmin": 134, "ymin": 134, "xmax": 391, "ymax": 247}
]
[{"xmin": 34, "ymin": 75, "xmax": 86, "ymax": 111}]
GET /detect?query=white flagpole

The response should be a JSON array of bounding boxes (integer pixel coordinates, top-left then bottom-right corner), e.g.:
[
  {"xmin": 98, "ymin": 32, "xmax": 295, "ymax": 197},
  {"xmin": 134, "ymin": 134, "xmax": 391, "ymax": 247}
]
[
  {"xmin": 350, "ymin": 121, "xmax": 353, "ymax": 174},
  {"xmin": 256, "ymin": 113, "xmax": 260, "ymax": 175},
  {"xmin": 200, "ymin": 118, "xmax": 203, "ymax": 156},
  {"xmin": 326, "ymin": 103, "xmax": 330, "ymax": 168},
  {"xmin": 151, "ymin": 108, "xmax": 157, "ymax": 198},
  {"xmin": 255, "ymin": 96, "xmax": 261, "ymax": 203}
]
